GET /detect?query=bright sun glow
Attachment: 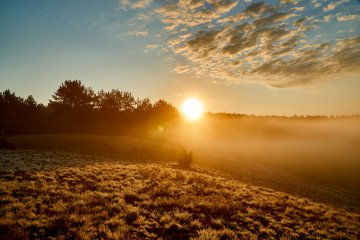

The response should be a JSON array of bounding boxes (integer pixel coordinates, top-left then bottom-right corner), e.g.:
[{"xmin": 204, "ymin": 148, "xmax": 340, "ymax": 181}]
[{"xmin": 181, "ymin": 98, "xmax": 203, "ymax": 120}]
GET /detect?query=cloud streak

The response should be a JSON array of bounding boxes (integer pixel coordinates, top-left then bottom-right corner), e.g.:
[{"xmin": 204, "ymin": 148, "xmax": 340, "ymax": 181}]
[
  {"xmin": 120, "ymin": 0, "xmax": 152, "ymax": 10},
  {"xmin": 337, "ymin": 14, "xmax": 360, "ymax": 22},
  {"xmin": 128, "ymin": 30, "xmax": 148, "ymax": 36},
  {"xmin": 322, "ymin": 0, "xmax": 350, "ymax": 12},
  {"xmin": 125, "ymin": 0, "xmax": 360, "ymax": 87}
]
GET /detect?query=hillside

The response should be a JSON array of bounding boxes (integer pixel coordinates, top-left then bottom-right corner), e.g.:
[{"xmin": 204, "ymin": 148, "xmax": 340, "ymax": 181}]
[
  {"xmin": 8, "ymin": 129, "xmax": 360, "ymax": 212},
  {"xmin": 1, "ymin": 150, "xmax": 359, "ymax": 240}
]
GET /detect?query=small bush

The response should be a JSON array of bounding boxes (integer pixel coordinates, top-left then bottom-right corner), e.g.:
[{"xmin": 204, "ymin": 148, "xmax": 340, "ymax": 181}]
[
  {"xmin": 0, "ymin": 132, "xmax": 15, "ymax": 150},
  {"xmin": 178, "ymin": 149, "xmax": 193, "ymax": 168}
]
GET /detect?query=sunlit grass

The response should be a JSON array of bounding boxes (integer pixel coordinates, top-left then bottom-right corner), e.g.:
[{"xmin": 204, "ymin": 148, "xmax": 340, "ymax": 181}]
[
  {"xmin": 0, "ymin": 150, "xmax": 359, "ymax": 239},
  {"xmin": 7, "ymin": 129, "xmax": 360, "ymax": 212}
]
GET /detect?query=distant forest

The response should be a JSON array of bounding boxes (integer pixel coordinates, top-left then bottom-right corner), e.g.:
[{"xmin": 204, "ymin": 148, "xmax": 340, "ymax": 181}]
[
  {"xmin": 0, "ymin": 80, "xmax": 179, "ymax": 135},
  {"xmin": 1, "ymin": 80, "xmax": 358, "ymax": 135}
]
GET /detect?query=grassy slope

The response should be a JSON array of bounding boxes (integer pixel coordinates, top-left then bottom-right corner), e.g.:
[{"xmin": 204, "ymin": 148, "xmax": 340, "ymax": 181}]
[
  {"xmin": 1, "ymin": 150, "xmax": 359, "ymax": 240},
  {"xmin": 8, "ymin": 133, "xmax": 360, "ymax": 212}
]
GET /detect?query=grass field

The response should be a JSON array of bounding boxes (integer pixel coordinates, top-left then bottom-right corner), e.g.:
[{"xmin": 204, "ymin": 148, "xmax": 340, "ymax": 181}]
[
  {"xmin": 1, "ymin": 117, "xmax": 360, "ymax": 239},
  {"xmin": 1, "ymin": 150, "xmax": 359, "ymax": 240},
  {"xmin": 7, "ymin": 117, "xmax": 360, "ymax": 212}
]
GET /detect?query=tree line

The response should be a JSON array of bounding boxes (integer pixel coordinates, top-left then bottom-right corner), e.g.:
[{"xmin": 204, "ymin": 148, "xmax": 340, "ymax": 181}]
[{"xmin": 0, "ymin": 80, "xmax": 179, "ymax": 135}]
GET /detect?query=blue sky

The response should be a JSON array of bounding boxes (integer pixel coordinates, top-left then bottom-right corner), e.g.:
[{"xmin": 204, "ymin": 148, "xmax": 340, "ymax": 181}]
[{"xmin": 0, "ymin": 0, "xmax": 359, "ymax": 115}]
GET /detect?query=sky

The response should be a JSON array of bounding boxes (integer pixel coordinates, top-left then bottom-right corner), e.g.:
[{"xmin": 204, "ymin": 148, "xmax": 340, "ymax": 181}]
[{"xmin": 0, "ymin": 0, "xmax": 359, "ymax": 115}]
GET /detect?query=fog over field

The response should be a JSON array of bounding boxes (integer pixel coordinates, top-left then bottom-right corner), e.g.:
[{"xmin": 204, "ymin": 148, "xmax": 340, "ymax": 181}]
[
  {"xmin": 8, "ymin": 116, "xmax": 360, "ymax": 211},
  {"xmin": 163, "ymin": 116, "xmax": 360, "ymax": 211},
  {"xmin": 3, "ymin": 117, "xmax": 360, "ymax": 239}
]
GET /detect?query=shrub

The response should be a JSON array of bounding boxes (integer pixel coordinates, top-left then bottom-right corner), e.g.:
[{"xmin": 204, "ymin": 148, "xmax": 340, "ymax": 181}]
[
  {"xmin": 178, "ymin": 149, "xmax": 193, "ymax": 168},
  {"xmin": 0, "ymin": 132, "xmax": 15, "ymax": 150}
]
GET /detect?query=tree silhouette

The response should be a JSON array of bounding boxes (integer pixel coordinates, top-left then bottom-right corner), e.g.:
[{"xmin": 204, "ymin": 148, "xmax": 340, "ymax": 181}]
[
  {"xmin": 49, "ymin": 80, "xmax": 96, "ymax": 110},
  {"xmin": 48, "ymin": 80, "xmax": 97, "ymax": 133},
  {"xmin": 153, "ymin": 100, "xmax": 178, "ymax": 117},
  {"xmin": 135, "ymin": 98, "xmax": 153, "ymax": 112},
  {"xmin": 97, "ymin": 89, "xmax": 136, "ymax": 113},
  {"xmin": 0, "ymin": 90, "xmax": 44, "ymax": 134},
  {"xmin": 1, "ymin": 80, "xmax": 182, "ymax": 135},
  {"xmin": 152, "ymin": 99, "xmax": 179, "ymax": 124}
]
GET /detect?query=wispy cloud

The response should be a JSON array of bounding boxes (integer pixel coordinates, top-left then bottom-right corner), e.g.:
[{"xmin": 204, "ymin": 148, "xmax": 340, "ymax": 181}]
[
  {"xmin": 323, "ymin": 0, "xmax": 350, "ymax": 12},
  {"xmin": 126, "ymin": 0, "xmax": 360, "ymax": 87},
  {"xmin": 280, "ymin": 0, "xmax": 299, "ymax": 5},
  {"xmin": 136, "ymin": 13, "xmax": 150, "ymax": 20},
  {"xmin": 144, "ymin": 44, "xmax": 159, "ymax": 53},
  {"xmin": 120, "ymin": 0, "xmax": 152, "ymax": 10},
  {"xmin": 323, "ymin": 15, "xmax": 332, "ymax": 22},
  {"xmin": 337, "ymin": 14, "xmax": 360, "ymax": 22},
  {"xmin": 174, "ymin": 64, "xmax": 190, "ymax": 74},
  {"xmin": 292, "ymin": 6, "xmax": 305, "ymax": 12},
  {"xmin": 145, "ymin": 44, "xmax": 159, "ymax": 49},
  {"xmin": 311, "ymin": 0, "xmax": 322, "ymax": 9},
  {"xmin": 128, "ymin": 30, "xmax": 148, "ymax": 36}
]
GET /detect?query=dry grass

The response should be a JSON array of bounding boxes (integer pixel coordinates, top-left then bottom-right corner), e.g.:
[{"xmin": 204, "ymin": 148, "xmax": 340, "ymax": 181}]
[
  {"xmin": 8, "ymin": 132, "xmax": 360, "ymax": 212},
  {"xmin": 1, "ymin": 150, "xmax": 359, "ymax": 240}
]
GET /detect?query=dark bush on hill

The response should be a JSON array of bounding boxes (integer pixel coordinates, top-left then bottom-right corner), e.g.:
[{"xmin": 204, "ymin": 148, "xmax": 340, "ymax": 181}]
[
  {"xmin": 0, "ymin": 132, "xmax": 15, "ymax": 150},
  {"xmin": 178, "ymin": 149, "xmax": 193, "ymax": 168}
]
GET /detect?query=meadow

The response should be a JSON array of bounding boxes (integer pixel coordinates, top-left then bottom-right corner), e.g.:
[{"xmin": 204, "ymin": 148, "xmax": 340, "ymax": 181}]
[{"xmin": 1, "ymin": 116, "xmax": 360, "ymax": 239}]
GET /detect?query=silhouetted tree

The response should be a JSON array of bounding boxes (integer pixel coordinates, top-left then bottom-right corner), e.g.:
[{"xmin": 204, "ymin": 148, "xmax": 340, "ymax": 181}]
[
  {"xmin": 153, "ymin": 100, "xmax": 178, "ymax": 116},
  {"xmin": 135, "ymin": 98, "xmax": 153, "ymax": 112},
  {"xmin": 49, "ymin": 80, "xmax": 96, "ymax": 110},
  {"xmin": 152, "ymin": 100, "xmax": 179, "ymax": 124},
  {"xmin": 48, "ymin": 80, "xmax": 97, "ymax": 133},
  {"xmin": 95, "ymin": 89, "xmax": 137, "ymax": 133},
  {"xmin": 97, "ymin": 89, "xmax": 136, "ymax": 113},
  {"xmin": 0, "ymin": 90, "xmax": 22, "ymax": 133},
  {"xmin": 23, "ymin": 95, "xmax": 47, "ymax": 133},
  {"xmin": 0, "ymin": 90, "xmax": 44, "ymax": 134},
  {"xmin": 1, "ymin": 81, "xmax": 182, "ymax": 135}
]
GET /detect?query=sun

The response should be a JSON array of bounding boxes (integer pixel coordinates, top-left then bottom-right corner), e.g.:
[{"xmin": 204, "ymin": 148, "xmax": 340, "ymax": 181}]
[{"xmin": 181, "ymin": 98, "xmax": 203, "ymax": 120}]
